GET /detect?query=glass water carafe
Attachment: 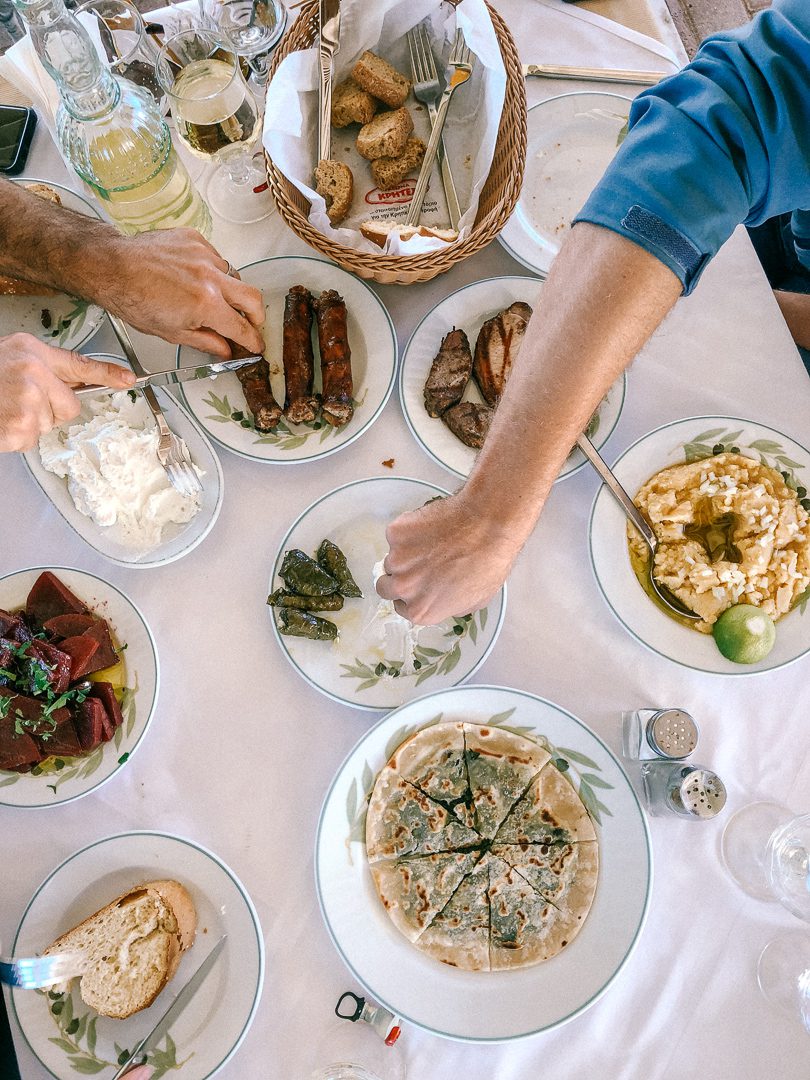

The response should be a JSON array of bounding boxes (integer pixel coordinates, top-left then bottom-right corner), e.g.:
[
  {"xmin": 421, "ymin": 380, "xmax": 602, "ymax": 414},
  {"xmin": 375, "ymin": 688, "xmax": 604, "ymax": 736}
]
[{"xmin": 13, "ymin": 0, "xmax": 211, "ymax": 236}]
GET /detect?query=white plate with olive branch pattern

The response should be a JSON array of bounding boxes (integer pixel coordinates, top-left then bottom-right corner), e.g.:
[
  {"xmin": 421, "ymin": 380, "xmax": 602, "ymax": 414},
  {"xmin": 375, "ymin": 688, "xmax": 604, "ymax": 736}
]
[
  {"xmin": 498, "ymin": 93, "xmax": 632, "ymax": 277},
  {"xmin": 0, "ymin": 567, "xmax": 158, "ymax": 808},
  {"xmin": 589, "ymin": 416, "xmax": 810, "ymax": 675},
  {"xmin": 315, "ymin": 684, "xmax": 651, "ymax": 1041},
  {"xmin": 399, "ymin": 276, "xmax": 627, "ymax": 481},
  {"xmin": 177, "ymin": 256, "xmax": 397, "ymax": 464},
  {"xmin": 5, "ymin": 179, "xmax": 106, "ymax": 351},
  {"xmin": 269, "ymin": 478, "xmax": 506, "ymax": 712},
  {"xmin": 10, "ymin": 830, "xmax": 264, "ymax": 1079}
]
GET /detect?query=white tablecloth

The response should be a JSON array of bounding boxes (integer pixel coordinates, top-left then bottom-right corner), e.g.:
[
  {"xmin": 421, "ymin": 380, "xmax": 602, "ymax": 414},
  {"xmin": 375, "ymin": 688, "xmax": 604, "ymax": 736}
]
[{"xmin": 2, "ymin": 2, "xmax": 810, "ymax": 1078}]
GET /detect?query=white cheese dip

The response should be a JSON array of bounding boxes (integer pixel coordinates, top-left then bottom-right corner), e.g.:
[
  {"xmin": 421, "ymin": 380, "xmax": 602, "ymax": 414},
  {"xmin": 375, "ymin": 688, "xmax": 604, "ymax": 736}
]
[
  {"xmin": 39, "ymin": 392, "xmax": 202, "ymax": 551},
  {"xmin": 366, "ymin": 559, "xmax": 424, "ymax": 673}
]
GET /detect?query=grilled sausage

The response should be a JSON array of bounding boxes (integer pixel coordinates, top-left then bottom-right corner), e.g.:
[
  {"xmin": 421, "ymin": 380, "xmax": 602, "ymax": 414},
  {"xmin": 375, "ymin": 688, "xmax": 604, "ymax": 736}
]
[
  {"xmin": 282, "ymin": 285, "xmax": 319, "ymax": 424},
  {"xmin": 230, "ymin": 339, "xmax": 283, "ymax": 432},
  {"xmin": 316, "ymin": 290, "xmax": 354, "ymax": 428}
]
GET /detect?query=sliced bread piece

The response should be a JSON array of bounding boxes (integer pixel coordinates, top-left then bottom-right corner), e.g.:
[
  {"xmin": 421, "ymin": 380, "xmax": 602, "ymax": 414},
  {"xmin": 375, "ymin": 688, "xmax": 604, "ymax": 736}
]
[
  {"xmin": 360, "ymin": 220, "xmax": 459, "ymax": 248},
  {"xmin": 371, "ymin": 136, "xmax": 426, "ymax": 190},
  {"xmin": 43, "ymin": 880, "xmax": 196, "ymax": 1019},
  {"xmin": 314, "ymin": 159, "xmax": 354, "ymax": 225},
  {"xmin": 331, "ymin": 77, "xmax": 377, "ymax": 127},
  {"xmin": 352, "ymin": 50, "xmax": 411, "ymax": 107},
  {"xmin": 356, "ymin": 108, "xmax": 413, "ymax": 161}
]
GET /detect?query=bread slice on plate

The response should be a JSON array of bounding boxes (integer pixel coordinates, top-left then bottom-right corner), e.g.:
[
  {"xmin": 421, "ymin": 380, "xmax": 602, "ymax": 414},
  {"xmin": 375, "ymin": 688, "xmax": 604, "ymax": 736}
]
[
  {"xmin": 360, "ymin": 220, "xmax": 459, "ymax": 248},
  {"xmin": 356, "ymin": 108, "xmax": 413, "ymax": 161},
  {"xmin": 0, "ymin": 183, "xmax": 62, "ymax": 297},
  {"xmin": 315, "ymin": 159, "xmax": 354, "ymax": 225},
  {"xmin": 371, "ymin": 136, "xmax": 426, "ymax": 191},
  {"xmin": 43, "ymin": 879, "xmax": 197, "ymax": 1019},
  {"xmin": 352, "ymin": 50, "xmax": 411, "ymax": 108},
  {"xmin": 332, "ymin": 77, "xmax": 377, "ymax": 127}
]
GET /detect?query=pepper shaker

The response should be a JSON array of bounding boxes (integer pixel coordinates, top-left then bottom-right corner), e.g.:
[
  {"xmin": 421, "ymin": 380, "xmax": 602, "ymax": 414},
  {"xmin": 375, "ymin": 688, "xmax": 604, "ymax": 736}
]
[
  {"xmin": 622, "ymin": 708, "xmax": 699, "ymax": 761},
  {"xmin": 641, "ymin": 761, "xmax": 727, "ymax": 819}
]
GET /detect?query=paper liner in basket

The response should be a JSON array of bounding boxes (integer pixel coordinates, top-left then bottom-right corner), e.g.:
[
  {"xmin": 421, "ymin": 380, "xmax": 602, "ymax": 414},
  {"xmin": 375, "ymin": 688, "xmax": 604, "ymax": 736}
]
[{"xmin": 263, "ymin": 0, "xmax": 506, "ymax": 256}]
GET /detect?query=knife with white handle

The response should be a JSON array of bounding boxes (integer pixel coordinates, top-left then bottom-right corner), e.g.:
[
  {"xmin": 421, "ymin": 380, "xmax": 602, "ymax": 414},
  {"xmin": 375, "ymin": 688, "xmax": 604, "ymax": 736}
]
[
  {"xmin": 522, "ymin": 63, "xmax": 666, "ymax": 85},
  {"xmin": 110, "ymin": 936, "xmax": 227, "ymax": 1079},
  {"xmin": 74, "ymin": 355, "xmax": 262, "ymax": 398}
]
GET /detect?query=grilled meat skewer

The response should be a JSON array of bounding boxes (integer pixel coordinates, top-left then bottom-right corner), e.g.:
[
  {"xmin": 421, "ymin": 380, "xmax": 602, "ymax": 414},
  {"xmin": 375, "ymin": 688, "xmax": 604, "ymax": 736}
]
[
  {"xmin": 229, "ymin": 340, "xmax": 283, "ymax": 432},
  {"xmin": 316, "ymin": 290, "xmax": 354, "ymax": 428},
  {"xmin": 472, "ymin": 301, "xmax": 533, "ymax": 406},
  {"xmin": 423, "ymin": 328, "xmax": 473, "ymax": 417},
  {"xmin": 283, "ymin": 285, "xmax": 320, "ymax": 424}
]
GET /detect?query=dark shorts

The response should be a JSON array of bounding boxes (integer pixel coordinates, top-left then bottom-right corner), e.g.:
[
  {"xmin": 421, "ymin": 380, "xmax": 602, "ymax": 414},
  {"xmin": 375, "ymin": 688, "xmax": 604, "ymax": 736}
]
[{"xmin": 748, "ymin": 214, "xmax": 810, "ymax": 375}]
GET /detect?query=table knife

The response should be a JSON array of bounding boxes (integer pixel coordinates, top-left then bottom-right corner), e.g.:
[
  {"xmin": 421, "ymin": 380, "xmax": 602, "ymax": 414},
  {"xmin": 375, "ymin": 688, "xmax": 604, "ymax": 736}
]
[
  {"xmin": 110, "ymin": 935, "xmax": 227, "ymax": 1080},
  {"xmin": 522, "ymin": 62, "xmax": 666, "ymax": 86},
  {"xmin": 318, "ymin": 0, "xmax": 341, "ymax": 162},
  {"xmin": 74, "ymin": 355, "xmax": 262, "ymax": 398}
]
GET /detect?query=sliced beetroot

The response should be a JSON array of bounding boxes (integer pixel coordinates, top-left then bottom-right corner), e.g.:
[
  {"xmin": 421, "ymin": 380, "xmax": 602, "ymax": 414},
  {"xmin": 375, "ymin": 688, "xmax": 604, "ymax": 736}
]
[
  {"xmin": 57, "ymin": 635, "xmax": 100, "ymax": 682},
  {"xmin": 88, "ymin": 682, "xmax": 124, "ymax": 728},
  {"xmin": 43, "ymin": 613, "xmax": 97, "ymax": 640},
  {"xmin": 73, "ymin": 698, "xmax": 106, "ymax": 753},
  {"xmin": 33, "ymin": 707, "xmax": 82, "ymax": 758},
  {"xmin": 98, "ymin": 706, "xmax": 115, "ymax": 742},
  {"xmin": 80, "ymin": 621, "xmax": 119, "ymax": 673},
  {"xmin": 26, "ymin": 572, "xmax": 88, "ymax": 626},
  {"xmin": 28, "ymin": 640, "xmax": 71, "ymax": 694},
  {"xmin": 0, "ymin": 609, "xmax": 31, "ymax": 642},
  {"xmin": 0, "ymin": 712, "xmax": 41, "ymax": 770}
]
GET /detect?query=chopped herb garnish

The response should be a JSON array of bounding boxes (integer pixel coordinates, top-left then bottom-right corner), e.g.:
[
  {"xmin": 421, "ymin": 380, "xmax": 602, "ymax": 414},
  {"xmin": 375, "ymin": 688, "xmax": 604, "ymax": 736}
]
[
  {"xmin": 128, "ymin": 389, "xmax": 138, "ymax": 403},
  {"xmin": 0, "ymin": 695, "xmax": 11, "ymax": 719}
]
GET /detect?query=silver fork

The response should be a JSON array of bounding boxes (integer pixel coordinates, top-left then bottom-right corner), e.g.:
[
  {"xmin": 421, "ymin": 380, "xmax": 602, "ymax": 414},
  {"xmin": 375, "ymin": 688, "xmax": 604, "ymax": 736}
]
[
  {"xmin": 407, "ymin": 23, "xmax": 461, "ymax": 230},
  {"xmin": 106, "ymin": 314, "xmax": 203, "ymax": 499},
  {"xmin": 405, "ymin": 28, "xmax": 473, "ymax": 229},
  {"xmin": 0, "ymin": 952, "xmax": 85, "ymax": 989}
]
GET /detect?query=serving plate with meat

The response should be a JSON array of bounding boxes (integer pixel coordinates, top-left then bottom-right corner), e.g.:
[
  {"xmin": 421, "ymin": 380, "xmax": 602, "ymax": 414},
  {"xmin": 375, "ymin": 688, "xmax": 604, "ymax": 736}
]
[
  {"xmin": 176, "ymin": 256, "xmax": 397, "ymax": 464},
  {"xmin": 0, "ymin": 567, "xmax": 158, "ymax": 807},
  {"xmin": 399, "ymin": 276, "xmax": 627, "ymax": 481}
]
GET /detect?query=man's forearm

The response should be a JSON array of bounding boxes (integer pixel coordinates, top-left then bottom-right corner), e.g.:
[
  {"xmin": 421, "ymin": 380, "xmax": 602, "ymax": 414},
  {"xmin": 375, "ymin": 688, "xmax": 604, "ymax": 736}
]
[
  {"xmin": 463, "ymin": 223, "xmax": 682, "ymax": 542},
  {"xmin": 0, "ymin": 178, "xmax": 127, "ymax": 301}
]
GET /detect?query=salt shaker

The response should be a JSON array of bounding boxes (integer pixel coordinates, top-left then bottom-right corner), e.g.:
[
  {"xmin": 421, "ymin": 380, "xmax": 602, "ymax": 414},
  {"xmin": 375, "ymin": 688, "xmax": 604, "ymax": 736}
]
[
  {"xmin": 622, "ymin": 708, "xmax": 699, "ymax": 761},
  {"xmin": 641, "ymin": 761, "xmax": 727, "ymax": 819}
]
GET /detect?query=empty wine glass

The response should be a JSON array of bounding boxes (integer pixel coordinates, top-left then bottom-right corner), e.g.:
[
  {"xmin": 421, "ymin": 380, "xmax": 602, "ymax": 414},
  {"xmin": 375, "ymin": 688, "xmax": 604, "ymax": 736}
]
[
  {"xmin": 757, "ymin": 932, "xmax": 810, "ymax": 1035},
  {"xmin": 156, "ymin": 28, "xmax": 273, "ymax": 223},
  {"xmin": 199, "ymin": 0, "xmax": 286, "ymax": 83},
  {"xmin": 721, "ymin": 802, "xmax": 810, "ymax": 919},
  {"xmin": 74, "ymin": 0, "xmax": 165, "ymax": 110}
]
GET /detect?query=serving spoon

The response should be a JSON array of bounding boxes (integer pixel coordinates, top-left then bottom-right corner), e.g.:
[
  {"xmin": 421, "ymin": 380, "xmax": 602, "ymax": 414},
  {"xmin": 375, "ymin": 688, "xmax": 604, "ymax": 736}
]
[{"xmin": 576, "ymin": 432, "xmax": 702, "ymax": 621}]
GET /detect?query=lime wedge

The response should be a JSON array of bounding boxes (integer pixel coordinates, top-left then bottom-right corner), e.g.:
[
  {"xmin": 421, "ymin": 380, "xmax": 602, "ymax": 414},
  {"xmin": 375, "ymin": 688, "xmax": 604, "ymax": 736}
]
[{"xmin": 713, "ymin": 604, "xmax": 776, "ymax": 664}]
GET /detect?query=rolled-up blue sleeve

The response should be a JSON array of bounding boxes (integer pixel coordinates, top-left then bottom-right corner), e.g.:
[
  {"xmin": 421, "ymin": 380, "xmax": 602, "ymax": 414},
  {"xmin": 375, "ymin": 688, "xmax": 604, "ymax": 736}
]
[{"xmin": 574, "ymin": 0, "xmax": 810, "ymax": 293}]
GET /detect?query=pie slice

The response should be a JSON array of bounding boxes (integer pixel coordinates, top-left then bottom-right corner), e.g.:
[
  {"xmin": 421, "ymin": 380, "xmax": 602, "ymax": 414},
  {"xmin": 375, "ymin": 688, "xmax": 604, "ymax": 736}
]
[
  {"xmin": 415, "ymin": 858, "xmax": 491, "ymax": 971},
  {"xmin": 365, "ymin": 768, "xmax": 480, "ymax": 863},
  {"xmin": 371, "ymin": 851, "xmax": 481, "ymax": 942},
  {"xmin": 488, "ymin": 853, "xmax": 595, "ymax": 970},
  {"xmin": 491, "ymin": 839, "xmax": 598, "ymax": 911},
  {"xmin": 390, "ymin": 721, "xmax": 474, "ymax": 826},
  {"xmin": 493, "ymin": 761, "xmax": 597, "ymax": 846},
  {"xmin": 463, "ymin": 723, "xmax": 550, "ymax": 839}
]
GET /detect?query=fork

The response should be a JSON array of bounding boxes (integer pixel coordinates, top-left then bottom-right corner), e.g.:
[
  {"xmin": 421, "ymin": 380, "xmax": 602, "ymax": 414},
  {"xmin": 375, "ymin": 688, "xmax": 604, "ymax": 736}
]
[
  {"xmin": 407, "ymin": 23, "xmax": 461, "ymax": 230},
  {"xmin": 106, "ymin": 314, "xmax": 203, "ymax": 499},
  {"xmin": 0, "ymin": 952, "xmax": 85, "ymax": 990},
  {"xmin": 405, "ymin": 28, "xmax": 472, "ymax": 229}
]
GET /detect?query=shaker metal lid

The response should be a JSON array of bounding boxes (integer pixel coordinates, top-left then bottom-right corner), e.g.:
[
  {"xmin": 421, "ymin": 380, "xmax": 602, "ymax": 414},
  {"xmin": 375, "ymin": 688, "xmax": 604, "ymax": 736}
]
[
  {"xmin": 646, "ymin": 709, "xmax": 698, "ymax": 759},
  {"xmin": 673, "ymin": 768, "xmax": 727, "ymax": 818}
]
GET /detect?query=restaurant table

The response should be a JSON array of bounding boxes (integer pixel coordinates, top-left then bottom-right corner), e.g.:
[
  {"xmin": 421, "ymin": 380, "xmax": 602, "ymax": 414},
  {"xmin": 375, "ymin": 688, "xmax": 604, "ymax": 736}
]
[{"xmin": 2, "ymin": 1, "xmax": 809, "ymax": 1078}]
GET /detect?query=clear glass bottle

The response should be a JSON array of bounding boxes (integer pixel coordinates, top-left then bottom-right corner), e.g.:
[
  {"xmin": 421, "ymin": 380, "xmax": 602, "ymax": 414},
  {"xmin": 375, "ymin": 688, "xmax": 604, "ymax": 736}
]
[{"xmin": 13, "ymin": 0, "xmax": 211, "ymax": 237}]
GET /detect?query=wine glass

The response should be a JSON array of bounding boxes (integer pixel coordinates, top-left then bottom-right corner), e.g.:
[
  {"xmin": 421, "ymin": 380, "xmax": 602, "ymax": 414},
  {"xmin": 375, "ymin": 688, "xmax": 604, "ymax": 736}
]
[
  {"xmin": 155, "ymin": 28, "xmax": 271, "ymax": 224},
  {"xmin": 74, "ymin": 0, "xmax": 166, "ymax": 111},
  {"xmin": 198, "ymin": 0, "xmax": 286, "ymax": 84},
  {"xmin": 721, "ymin": 802, "xmax": 810, "ymax": 918},
  {"xmin": 757, "ymin": 932, "xmax": 810, "ymax": 1035}
]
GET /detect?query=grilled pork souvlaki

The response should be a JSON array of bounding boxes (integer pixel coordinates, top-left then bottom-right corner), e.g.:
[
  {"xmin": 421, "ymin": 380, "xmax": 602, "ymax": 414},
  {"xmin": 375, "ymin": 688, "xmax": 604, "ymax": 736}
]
[{"xmin": 472, "ymin": 301, "xmax": 533, "ymax": 406}]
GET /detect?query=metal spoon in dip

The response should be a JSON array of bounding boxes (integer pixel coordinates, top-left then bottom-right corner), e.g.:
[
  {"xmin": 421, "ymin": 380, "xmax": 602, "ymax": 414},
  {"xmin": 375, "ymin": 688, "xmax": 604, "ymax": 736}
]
[{"xmin": 576, "ymin": 431, "xmax": 702, "ymax": 621}]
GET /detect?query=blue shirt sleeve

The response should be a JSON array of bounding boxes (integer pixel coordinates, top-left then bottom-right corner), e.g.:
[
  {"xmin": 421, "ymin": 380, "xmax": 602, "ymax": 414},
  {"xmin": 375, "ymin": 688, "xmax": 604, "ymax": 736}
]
[{"xmin": 573, "ymin": 0, "xmax": 810, "ymax": 293}]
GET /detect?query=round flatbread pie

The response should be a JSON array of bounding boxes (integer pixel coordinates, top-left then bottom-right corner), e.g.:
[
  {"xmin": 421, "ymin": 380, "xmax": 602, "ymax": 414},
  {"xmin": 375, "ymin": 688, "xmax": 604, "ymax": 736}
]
[{"xmin": 366, "ymin": 722, "xmax": 600, "ymax": 971}]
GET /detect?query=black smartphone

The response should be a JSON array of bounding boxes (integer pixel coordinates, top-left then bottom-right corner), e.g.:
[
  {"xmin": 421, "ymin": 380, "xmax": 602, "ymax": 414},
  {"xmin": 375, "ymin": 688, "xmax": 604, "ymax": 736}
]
[{"xmin": 0, "ymin": 105, "xmax": 37, "ymax": 175}]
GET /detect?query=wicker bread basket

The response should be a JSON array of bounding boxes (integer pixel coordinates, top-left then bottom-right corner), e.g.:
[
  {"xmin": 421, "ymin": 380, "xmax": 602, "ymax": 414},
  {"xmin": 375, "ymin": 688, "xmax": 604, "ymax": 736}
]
[{"xmin": 265, "ymin": 1, "xmax": 527, "ymax": 285}]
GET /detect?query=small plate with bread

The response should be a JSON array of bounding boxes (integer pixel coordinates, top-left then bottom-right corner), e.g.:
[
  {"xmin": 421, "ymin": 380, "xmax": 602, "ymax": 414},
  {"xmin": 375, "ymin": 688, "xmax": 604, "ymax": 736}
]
[
  {"xmin": 2, "ymin": 179, "xmax": 106, "ymax": 351},
  {"xmin": 10, "ymin": 831, "xmax": 264, "ymax": 1078}
]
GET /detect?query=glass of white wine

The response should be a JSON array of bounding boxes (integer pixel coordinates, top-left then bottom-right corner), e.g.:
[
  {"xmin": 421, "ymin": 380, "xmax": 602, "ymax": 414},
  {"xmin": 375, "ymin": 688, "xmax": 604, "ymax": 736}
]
[{"xmin": 156, "ymin": 28, "xmax": 273, "ymax": 223}]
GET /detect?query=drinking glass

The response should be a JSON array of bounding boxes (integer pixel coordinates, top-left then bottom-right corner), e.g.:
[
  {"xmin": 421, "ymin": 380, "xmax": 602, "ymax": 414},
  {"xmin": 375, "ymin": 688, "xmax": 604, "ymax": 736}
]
[
  {"xmin": 156, "ymin": 28, "xmax": 273, "ymax": 223},
  {"xmin": 74, "ymin": 0, "xmax": 165, "ymax": 111},
  {"xmin": 309, "ymin": 1018, "xmax": 406, "ymax": 1080},
  {"xmin": 721, "ymin": 802, "xmax": 810, "ymax": 919},
  {"xmin": 199, "ymin": 0, "xmax": 286, "ymax": 83},
  {"xmin": 757, "ymin": 932, "xmax": 810, "ymax": 1034}
]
